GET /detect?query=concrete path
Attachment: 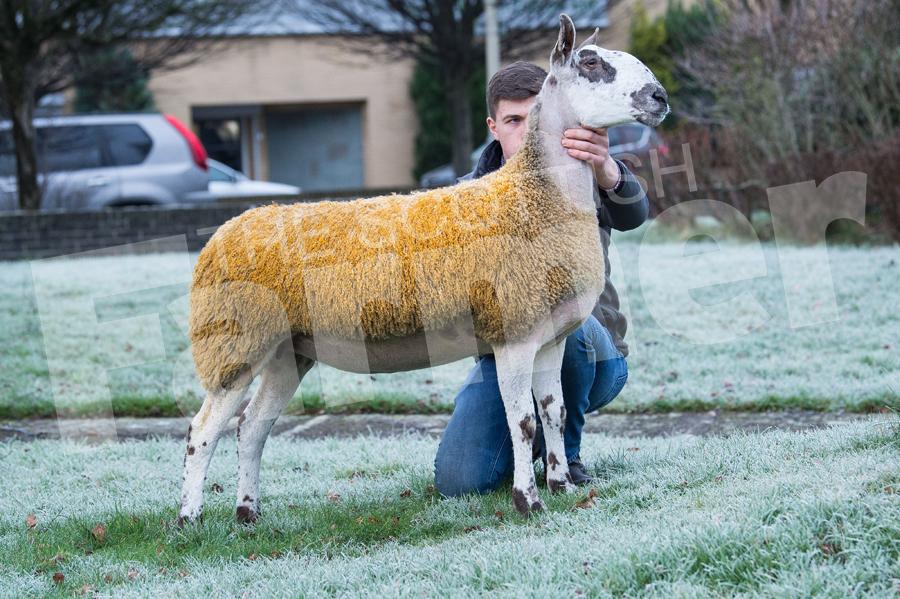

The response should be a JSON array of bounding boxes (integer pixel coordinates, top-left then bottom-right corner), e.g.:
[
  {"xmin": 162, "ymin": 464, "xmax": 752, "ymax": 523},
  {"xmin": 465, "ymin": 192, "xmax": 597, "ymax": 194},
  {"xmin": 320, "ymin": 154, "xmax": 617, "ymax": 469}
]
[{"xmin": 0, "ymin": 410, "xmax": 876, "ymax": 442}]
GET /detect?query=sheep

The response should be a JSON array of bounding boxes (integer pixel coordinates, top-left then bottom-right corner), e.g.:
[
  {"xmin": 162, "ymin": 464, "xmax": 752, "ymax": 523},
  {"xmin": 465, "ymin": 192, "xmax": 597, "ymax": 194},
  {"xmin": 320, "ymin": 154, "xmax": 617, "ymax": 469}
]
[{"xmin": 178, "ymin": 14, "xmax": 669, "ymax": 525}]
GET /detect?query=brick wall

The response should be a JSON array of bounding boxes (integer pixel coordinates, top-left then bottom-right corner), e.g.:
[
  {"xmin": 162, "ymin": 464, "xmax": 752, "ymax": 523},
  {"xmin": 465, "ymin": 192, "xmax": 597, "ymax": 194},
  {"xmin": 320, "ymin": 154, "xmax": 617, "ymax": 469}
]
[{"xmin": 0, "ymin": 203, "xmax": 260, "ymax": 260}]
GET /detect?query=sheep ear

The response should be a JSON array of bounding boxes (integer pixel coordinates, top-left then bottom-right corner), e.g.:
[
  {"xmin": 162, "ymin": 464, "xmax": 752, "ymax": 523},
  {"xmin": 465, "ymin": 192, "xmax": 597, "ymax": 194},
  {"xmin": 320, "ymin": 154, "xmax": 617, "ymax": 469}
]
[
  {"xmin": 576, "ymin": 27, "xmax": 600, "ymax": 51},
  {"xmin": 552, "ymin": 14, "xmax": 576, "ymax": 67}
]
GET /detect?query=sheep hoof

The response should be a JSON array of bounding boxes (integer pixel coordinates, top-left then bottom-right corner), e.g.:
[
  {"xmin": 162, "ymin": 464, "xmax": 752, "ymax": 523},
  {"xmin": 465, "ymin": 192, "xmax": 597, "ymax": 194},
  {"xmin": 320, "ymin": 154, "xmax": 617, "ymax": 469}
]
[
  {"xmin": 236, "ymin": 505, "xmax": 259, "ymax": 524},
  {"xmin": 548, "ymin": 477, "xmax": 578, "ymax": 494},
  {"xmin": 175, "ymin": 511, "xmax": 202, "ymax": 529}
]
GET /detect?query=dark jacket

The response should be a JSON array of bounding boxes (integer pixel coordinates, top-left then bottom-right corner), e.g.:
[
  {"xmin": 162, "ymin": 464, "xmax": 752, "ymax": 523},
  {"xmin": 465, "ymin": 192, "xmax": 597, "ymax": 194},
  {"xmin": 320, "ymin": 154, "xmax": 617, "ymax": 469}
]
[{"xmin": 459, "ymin": 139, "xmax": 648, "ymax": 357}]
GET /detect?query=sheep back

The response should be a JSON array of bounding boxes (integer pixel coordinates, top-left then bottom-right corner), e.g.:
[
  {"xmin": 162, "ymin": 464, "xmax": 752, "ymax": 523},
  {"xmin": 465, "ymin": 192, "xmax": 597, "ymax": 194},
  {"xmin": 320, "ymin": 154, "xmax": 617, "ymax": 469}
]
[{"xmin": 189, "ymin": 139, "xmax": 604, "ymax": 390}]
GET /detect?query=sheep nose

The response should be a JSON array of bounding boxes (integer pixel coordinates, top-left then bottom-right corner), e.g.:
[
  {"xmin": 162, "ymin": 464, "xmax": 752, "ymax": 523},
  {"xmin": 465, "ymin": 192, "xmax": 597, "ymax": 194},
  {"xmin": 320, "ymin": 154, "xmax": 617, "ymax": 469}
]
[{"xmin": 651, "ymin": 86, "xmax": 668, "ymax": 108}]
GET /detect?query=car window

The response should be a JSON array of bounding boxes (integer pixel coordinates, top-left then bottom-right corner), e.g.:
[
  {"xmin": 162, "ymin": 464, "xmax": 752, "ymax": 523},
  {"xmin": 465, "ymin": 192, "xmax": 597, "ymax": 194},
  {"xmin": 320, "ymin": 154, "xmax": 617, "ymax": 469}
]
[
  {"xmin": 208, "ymin": 163, "xmax": 234, "ymax": 182},
  {"xmin": 0, "ymin": 130, "xmax": 14, "ymax": 177},
  {"xmin": 102, "ymin": 124, "xmax": 152, "ymax": 166},
  {"xmin": 608, "ymin": 125, "xmax": 644, "ymax": 147},
  {"xmin": 38, "ymin": 126, "xmax": 105, "ymax": 172}
]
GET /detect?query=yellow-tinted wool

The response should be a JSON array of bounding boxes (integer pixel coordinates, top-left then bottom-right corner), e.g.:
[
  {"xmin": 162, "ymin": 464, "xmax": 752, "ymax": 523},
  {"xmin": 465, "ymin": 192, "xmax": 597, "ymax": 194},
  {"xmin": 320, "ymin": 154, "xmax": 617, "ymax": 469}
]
[{"xmin": 189, "ymin": 132, "xmax": 605, "ymax": 390}]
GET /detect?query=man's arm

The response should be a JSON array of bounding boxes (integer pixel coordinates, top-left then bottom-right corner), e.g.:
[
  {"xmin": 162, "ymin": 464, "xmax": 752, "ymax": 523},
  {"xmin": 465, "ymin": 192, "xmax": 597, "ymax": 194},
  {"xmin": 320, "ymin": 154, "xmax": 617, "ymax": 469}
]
[{"xmin": 599, "ymin": 159, "xmax": 649, "ymax": 232}]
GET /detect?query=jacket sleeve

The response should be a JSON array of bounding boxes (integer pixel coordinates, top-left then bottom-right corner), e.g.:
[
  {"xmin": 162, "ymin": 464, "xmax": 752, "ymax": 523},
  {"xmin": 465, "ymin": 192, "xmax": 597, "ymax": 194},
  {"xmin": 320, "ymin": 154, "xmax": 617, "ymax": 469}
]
[{"xmin": 598, "ymin": 159, "xmax": 649, "ymax": 232}]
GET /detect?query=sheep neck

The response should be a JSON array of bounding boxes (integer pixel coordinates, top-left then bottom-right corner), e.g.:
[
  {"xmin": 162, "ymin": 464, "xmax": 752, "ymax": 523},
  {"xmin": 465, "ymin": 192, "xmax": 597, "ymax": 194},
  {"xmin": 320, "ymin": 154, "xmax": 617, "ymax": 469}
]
[{"xmin": 506, "ymin": 83, "xmax": 599, "ymax": 215}]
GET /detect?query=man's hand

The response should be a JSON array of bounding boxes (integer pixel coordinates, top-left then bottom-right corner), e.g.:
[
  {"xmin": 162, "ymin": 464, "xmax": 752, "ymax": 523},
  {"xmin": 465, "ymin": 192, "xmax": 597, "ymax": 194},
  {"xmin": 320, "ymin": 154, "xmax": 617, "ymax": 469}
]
[{"xmin": 561, "ymin": 126, "xmax": 621, "ymax": 190}]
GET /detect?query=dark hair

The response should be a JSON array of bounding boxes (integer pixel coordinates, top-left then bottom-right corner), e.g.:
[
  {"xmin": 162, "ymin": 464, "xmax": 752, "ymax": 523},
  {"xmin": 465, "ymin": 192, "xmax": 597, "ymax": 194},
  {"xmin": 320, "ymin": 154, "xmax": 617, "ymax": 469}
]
[{"xmin": 486, "ymin": 61, "xmax": 547, "ymax": 119}]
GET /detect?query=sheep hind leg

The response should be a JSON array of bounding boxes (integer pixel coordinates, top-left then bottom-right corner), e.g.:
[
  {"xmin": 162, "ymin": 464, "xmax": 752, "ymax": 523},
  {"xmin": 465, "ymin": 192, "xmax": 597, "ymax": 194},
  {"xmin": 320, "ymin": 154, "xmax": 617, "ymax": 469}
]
[
  {"xmin": 235, "ymin": 343, "xmax": 315, "ymax": 524},
  {"xmin": 533, "ymin": 339, "xmax": 577, "ymax": 494},
  {"xmin": 178, "ymin": 367, "xmax": 254, "ymax": 527},
  {"xmin": 494, "ymin": 340, "xmax": 544, "ymax": 516}
]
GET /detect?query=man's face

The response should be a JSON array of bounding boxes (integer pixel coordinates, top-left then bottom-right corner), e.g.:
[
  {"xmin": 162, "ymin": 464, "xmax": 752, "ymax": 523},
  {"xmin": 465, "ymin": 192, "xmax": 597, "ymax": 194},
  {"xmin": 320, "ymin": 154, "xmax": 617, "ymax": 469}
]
[{"xmin": 487, "ymin": 96, "xmax": 537, "ymax": 160}]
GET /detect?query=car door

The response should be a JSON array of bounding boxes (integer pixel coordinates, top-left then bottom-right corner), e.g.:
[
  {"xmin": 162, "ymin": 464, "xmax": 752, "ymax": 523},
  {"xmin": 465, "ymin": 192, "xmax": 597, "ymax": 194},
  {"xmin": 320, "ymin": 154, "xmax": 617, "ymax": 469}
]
[{"xmin": 38, "ymin": 125, "xmax": 120, "ymax": 210}]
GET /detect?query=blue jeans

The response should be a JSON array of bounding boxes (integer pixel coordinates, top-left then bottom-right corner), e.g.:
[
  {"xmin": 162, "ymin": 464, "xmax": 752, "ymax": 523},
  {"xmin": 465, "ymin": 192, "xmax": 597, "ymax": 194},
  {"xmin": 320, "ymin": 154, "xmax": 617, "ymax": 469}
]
[{"xmin": 433, "ymin": 315, "xmax": 628, "ymax": 497}]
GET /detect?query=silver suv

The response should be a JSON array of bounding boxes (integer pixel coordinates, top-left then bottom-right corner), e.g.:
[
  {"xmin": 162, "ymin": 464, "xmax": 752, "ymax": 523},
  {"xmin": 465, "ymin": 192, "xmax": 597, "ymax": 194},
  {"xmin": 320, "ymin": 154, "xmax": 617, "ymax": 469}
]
[{"xmin": 0, "ymin": 113, "xmax": 209, "ymax": 211}]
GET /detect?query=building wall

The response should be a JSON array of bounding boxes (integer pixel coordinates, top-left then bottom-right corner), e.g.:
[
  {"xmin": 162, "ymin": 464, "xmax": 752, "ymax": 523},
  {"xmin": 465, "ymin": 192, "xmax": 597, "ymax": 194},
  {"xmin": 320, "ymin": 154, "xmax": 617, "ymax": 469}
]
[{"xmin": 148, "ymin": 36, "xmax": 417, "ymax": 189}]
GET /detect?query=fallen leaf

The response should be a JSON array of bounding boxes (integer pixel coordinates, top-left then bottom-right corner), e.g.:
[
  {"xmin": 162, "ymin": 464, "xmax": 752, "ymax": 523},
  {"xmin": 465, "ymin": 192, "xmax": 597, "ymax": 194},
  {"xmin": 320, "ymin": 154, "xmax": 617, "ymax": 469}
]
[
  {"xmin": 78, "ymin": 584, "xmax": 92, "ymax": 595},
  {"xmin": 247, "ymin": 553, "xmax": 257, "ymax": 561},
  {"xmin": 494, "ymin": 510, "xmax": 505, "ymax": 520},
  {"xmin": 103, "ymin": 573, "xmax": 113, "ymax": 583},
  {"xmin": 463, "ymin": 525, "xmax": 482, "ymax": 533},
  {"xmin": 326, "ymin": 491, "xmax": 341, "ymax": 502},
  {"xmin": 575, "ymin": 489, "xmax": 598, "ymax": 509},
  {"xmin": 26, "ymin": 514, "xmax": 37, "ymax": 529},
  {"xmin": 127, "ymin": 568, "xmax": 139, "ymax": 580},
  {"xmin": 52, "ymin": 572, "xmax": 65, "ymax": 584},
  {"xmin": 400, "ymin": 489, "xmax": 411, "ymax": 498},
  {"xmin": 48, "ymin": 553, "xmax": 65, "ymax": 566},
  {"xmin": 91, "ymin": 523, "xmax": 106, "ymax": 543}
]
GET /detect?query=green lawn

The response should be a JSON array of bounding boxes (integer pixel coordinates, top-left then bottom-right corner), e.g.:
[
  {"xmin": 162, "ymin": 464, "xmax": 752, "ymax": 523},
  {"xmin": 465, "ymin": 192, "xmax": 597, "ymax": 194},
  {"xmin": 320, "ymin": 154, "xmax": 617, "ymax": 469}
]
[
  {"xmin": 1, "ymin": 232, "xmax": 898, "ymax": 419},
  {"xmin": 0, "ymin": 418, "xmax": 897, "ymax": 596}
]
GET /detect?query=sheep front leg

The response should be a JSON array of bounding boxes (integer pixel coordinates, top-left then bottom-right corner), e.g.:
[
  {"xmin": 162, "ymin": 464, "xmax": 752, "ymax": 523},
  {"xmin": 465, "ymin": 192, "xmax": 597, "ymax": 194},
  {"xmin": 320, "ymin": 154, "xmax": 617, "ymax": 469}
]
[
  {"xmin": 533, "ymin": 339, "xmax": 577, "ymax": 494},
  {"xmin": 494, "ymin": 341, "xmax": 544, "ymax": 516}
]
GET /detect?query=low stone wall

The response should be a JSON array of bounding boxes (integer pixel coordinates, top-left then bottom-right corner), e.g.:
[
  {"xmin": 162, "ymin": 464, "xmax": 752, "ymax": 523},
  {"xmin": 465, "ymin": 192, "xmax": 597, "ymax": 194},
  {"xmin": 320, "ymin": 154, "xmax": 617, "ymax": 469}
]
[
  {"xmin": 0, "ymin": 203, "xmax": 260, "ymax": 260},
  {"xmin": 0, "ymin": 188, "xmax": 419, "ymax": 261}
]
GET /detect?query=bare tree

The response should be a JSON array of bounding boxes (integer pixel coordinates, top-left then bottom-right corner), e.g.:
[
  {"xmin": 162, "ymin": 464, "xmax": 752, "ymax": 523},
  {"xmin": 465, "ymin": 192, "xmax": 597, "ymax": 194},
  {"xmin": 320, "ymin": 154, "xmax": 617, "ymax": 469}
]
[
  {"xmin": 284, "ymin": 0, "xmax": 608, "ymax": 177},
  {"xmin": 0, "ymin": 0, "xmax": 264, "ymax": 210},
  {"xmin": 677, "ymin": 0, "xmax": 899, "ymax": 182}
]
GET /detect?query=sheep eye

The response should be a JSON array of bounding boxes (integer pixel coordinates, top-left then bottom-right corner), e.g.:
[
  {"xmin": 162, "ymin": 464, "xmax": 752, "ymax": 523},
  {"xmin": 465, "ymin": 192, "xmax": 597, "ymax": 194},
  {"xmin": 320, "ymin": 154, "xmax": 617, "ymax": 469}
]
[{"xmin": 584, "ymin": 58, "xmax": 598, "ymax": 68}]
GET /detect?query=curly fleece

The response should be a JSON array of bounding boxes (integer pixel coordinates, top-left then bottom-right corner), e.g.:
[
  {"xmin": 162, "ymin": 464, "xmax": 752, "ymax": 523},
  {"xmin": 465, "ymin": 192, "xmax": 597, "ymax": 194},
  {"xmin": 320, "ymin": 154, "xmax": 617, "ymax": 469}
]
[{"xmin": 189, "ymin": 128, "xmax": 605, "ymax": 391}]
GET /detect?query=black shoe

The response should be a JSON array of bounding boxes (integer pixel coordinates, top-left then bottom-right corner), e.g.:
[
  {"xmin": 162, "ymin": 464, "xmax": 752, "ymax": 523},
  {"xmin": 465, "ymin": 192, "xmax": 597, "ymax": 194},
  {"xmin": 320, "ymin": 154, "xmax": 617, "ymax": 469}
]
[{"xmin": 567, "ymin": 459, "xmax": 594, "ymax": 486}]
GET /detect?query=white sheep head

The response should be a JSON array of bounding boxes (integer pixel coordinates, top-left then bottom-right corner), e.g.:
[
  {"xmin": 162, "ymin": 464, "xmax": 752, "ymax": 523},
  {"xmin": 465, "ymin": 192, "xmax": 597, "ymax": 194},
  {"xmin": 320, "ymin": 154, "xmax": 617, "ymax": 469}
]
[{"xmin": 549, "ymin": 14, "xmax": 670, "ymax": 128}]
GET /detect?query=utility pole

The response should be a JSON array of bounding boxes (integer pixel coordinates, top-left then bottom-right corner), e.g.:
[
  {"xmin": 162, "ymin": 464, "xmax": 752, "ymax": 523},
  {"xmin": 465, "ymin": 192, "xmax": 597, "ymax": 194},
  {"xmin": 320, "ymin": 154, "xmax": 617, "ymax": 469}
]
[{"xmin": 484, "ymin": 0, "xmax": 500, "ymax": 79}]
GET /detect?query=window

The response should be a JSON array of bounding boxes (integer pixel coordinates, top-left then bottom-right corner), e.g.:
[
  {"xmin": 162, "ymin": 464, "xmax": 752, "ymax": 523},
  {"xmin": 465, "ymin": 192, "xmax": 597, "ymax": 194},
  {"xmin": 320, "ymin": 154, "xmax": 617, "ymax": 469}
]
[
  {"xmin": 0, "ymin": 130, "xmax": 14, "ymax": 177},
  {"xmin": 208, "ymin": 162, "xmax": 235, "ymax": 182},
  {"xmin": 38, "ymin": 126, "xmax": 105, "ymax": 172},
  {"xmin": 196, "ymin": 118, "xmax": 242, "ymax": 172},
  {"xmin": 102, "ymin": 124, "xmax": 152, "ymax": 166}
]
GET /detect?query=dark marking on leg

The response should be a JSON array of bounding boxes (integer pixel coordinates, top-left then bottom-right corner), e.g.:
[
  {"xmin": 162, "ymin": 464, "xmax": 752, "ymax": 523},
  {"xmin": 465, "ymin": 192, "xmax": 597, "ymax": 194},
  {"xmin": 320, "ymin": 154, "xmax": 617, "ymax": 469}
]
[
  {"xmin": 512, "ymin": 488, "xmax": 529, "ymax": 515},
  {"xmin": 548, "ymin": 452, "xmax": 560, "ymax": 468},
  {"xmin": 547, "ymin": 75, "xmax": 557, "ymax": 86},
  {"xmin": 187, "ymin": 445, "xmax": 195, "ymax": 456},
  {"xmin": 518, "ymin": 414, "xmax": 535, "ymax": 442},
  {"xmin": 186, "ymin": 424, "xmax": 192, "ymax": 443},
  {"xmin": 242, "ymin": 495, "xmax": 251, "ymax": 503},
  {"xmin": 559, "ymin": 405, "xmax": 567, "ymax": 433},
  {"xmin": 237, "ymin": 412, "xmax": 246, "ymax": 441},
  {"xmin": 540, "ymin": 394, "xmax": 554, "ymax": 410},
  {"xmin": 202, "ymin": 441, "xmax": 207, "ymax": 447}
]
